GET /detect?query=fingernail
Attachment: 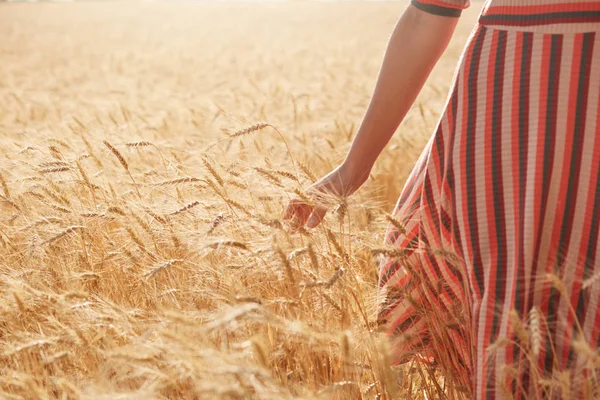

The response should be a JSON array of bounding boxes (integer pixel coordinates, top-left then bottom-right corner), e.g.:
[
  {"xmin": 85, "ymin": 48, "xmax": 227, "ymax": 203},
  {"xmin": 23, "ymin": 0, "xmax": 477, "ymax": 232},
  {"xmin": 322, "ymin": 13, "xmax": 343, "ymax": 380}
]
[{"xmin": 306, "ymin": 218, "xmax": 317, "ymax": 229}]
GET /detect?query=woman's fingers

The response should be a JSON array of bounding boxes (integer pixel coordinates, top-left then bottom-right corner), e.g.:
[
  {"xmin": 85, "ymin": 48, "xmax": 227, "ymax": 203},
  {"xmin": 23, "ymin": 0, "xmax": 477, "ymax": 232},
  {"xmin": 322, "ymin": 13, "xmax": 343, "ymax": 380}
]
[
  {"xmin": 282, "ymin": 199, "xmax": 305, "ymax": 220},
  {"xmin": 282, "ymin": 198, "xmax": 329, "ymax": 229},
  {"xmin": 282, "ymin": 199, "xmax": 313, "ymax": 227},
  {"xmin": 306, "ymin": 205, "xmax": 328, "ymax": 229},
  {"xmin": 281, "ymin": 164, "xmax": 363, "ymax": 229}
]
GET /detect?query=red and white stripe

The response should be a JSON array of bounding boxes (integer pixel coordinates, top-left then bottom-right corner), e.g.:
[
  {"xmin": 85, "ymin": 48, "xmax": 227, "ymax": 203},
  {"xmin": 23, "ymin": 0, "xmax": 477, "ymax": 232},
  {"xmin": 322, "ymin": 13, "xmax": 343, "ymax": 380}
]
[{"xmin": 378, "ymin": 19, "xmax": 600, "ymax": 399}]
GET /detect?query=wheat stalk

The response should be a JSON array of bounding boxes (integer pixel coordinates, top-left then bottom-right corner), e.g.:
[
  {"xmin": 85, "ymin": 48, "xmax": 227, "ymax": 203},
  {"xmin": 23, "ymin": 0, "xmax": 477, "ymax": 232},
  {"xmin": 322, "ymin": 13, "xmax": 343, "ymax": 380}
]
[
  {"xmin": 385, "ymin": 214, "xmax": 407, "ymax": 235},
  {"xmin": 254, "ymin": 167, "xmax": 283, "ymax": 187},
  {"xmin": 143, "ymin": 259, "xmax": 183, "ymax": 278},
  {"xmin": 107, "ymin": 206, "xmax": 127, "ymax": 216},
  {"xmin": 48, "ymin": 137, "xmax": 72, "ymax": 150},
  {"xmin": 43, "ymin": 226, "xmax": 86, "ymax": 245},
  {"xmin": 307, "ymin": 243, "xmax": 320, "ymax": 273},
  {"xmin": 126, "ymin": 141, "xmax": 153, "ymax": 147},
  {"xmin": 170, "ymin": 200, "xmax": 201, "ymax": 216},
  {"xmin": 76, "ymin": 160, "xmax": 97, "ymax": 206},
  {"xmin": 509, "ymin": 310, "xmax": 529, "ymax": 346},
  {"xmin": 326, "ymin": 229, "xmax": 348, "ymax": 262},
  {"xmin": 302, "ymin": 267, "xmax": 344, "ymax": 289},
  {"xmin": 582, "ymin": 271, "xmax": 600, "ymax": 289},
  {"xmin": 205, "ymin": 240, "xmax": 249, "ymax": 251},
  {"xmin": 144, "ymin": 208, "xmax": 167, "ymax": 224},
  {"xmin": 226, "ymin": 179, "xmax": 248, "ymax": 190},
  {"xmin": 272, "ymin": 169, "xmax": 299, "ymax": 182},
  {"xmin": 298, "ymin": 161, "xmax": 317, "ymax": 182},
  {"xmin": 38, "ymin": 161, "xmax": 70, "ymax": 169},
  {"xmin": 529, "ymin": 307, "xmax": 542, "ymax": 357},
  {"xmin": 370, "ymin": 247, "xmax": 410, "ymax": 259},
  {"xmin": 207, "ymin": 212, "xmax": 225, "ymax": 235},
  {"xmin": 103, "ymin": 140, "xmax": 128, "ymax": 169},
  {"xmin": 40, "ymin": 166, "xmax": 71, "ymax": 174},
  {"xmin": 203, "ymin": 158, "xmax": 225, "ymax": 187},
  {"xmin": 48, "ymin": 145, "xmax": 64, "ymax": 160},
  {"xmin": 227, "ymin": 123, "xmax": 269, "ymax": 138},
  {"xmin": 155, "ymin": 177, "xmax": 201, "ymax": 186},
  {"xmin": 276, "ymin": 246, "xmax": 296, "ymax": 283},
  {"xmin": 228, "ymin": 123, "xmax": 301, "ymax": 182},
  {"xmin": 103, "ymin": 140, "xmax": 141, "ymax": 198}
]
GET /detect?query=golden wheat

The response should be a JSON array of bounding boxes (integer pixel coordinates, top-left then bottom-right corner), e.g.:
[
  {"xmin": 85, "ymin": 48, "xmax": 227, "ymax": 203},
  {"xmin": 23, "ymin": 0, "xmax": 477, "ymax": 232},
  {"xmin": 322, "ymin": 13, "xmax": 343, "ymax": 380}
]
[{"xmin": 0, "ymin": 3, "xmax": 594, "ymax": 400}]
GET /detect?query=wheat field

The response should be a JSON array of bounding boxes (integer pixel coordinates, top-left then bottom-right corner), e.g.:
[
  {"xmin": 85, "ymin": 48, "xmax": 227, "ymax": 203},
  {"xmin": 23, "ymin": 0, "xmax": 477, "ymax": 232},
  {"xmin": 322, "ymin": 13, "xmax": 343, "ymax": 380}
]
[{"xmin": 0, "ymin": 2, "xmax": 548, "ymax": 399}]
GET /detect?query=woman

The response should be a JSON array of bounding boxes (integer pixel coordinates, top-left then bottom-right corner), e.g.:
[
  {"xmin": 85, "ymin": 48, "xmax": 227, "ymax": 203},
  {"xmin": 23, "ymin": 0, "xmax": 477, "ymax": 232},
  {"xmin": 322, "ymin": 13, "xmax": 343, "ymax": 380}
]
[{"xmin": 283, "ymin": 0, "xmax": 600, "ymax": 398}]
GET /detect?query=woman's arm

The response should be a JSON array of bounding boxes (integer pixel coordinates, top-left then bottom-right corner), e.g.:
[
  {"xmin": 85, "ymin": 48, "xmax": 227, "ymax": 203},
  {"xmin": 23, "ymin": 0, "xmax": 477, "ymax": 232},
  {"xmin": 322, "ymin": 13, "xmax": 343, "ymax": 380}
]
[
  {"xmin": 284, "ymin": 4, "xmax": 461, "ymax": 228},
  {"xmin": 343, "ymin": 4, "xmax": 459, "ymax": 177}
]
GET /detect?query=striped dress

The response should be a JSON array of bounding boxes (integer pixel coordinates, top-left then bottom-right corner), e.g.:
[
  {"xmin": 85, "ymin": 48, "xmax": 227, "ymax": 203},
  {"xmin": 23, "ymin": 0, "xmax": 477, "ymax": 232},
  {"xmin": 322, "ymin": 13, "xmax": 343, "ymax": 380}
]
[{"xmin": 377, "ymin": 1, "xmax": 600, "ymax": 398}]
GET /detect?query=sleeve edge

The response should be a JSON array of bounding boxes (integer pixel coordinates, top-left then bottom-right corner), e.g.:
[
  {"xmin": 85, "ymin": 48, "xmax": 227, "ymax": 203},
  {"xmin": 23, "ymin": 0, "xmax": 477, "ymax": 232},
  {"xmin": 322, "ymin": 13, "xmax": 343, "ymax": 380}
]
[{"xmin": 411, "ymin": 0, "xmax": 463, "ymax": 18}]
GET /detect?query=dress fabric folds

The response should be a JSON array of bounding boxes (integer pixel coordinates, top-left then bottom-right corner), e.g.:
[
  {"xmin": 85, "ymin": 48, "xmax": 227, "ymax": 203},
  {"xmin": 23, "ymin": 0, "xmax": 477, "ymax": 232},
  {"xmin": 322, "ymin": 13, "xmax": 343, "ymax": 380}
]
[{"xmin": 378, "ymin": 2, "xmax": 600, "ymax": 398}]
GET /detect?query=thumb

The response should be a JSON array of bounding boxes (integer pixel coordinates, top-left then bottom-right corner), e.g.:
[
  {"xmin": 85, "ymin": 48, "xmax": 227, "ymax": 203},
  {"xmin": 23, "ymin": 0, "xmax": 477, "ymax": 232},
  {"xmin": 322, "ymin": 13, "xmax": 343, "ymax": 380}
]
[{"xmin": 306, "ymin": 205, "xmax": 328, "ymax": 229}]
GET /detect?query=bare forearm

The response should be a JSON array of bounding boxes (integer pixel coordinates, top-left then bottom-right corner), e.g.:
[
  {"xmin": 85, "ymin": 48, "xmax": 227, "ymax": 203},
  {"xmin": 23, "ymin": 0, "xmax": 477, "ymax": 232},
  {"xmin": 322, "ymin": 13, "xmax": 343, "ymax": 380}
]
[{"xmin": 343, "ymin": 5, "xmax": 459, "ymax": 175}]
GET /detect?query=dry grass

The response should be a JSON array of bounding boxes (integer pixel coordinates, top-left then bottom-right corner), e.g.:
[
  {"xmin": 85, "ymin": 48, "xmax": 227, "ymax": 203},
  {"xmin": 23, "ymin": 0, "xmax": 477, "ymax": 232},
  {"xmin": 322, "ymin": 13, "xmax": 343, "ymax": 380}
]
[{"xmin": 1, "ymin": 2, "xmax": 597, "ymax": 399}]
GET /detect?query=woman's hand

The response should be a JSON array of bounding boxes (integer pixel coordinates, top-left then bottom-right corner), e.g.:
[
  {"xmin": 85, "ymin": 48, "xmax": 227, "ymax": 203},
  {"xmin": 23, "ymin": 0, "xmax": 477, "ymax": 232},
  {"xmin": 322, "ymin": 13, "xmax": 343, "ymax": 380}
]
[
  {"xmin": 282, "ymin": 161, "xmax": 369, "ymax": 229},
  {"xmin": 283, "ymin": 4, "xmax": 458, "ymax": 229}
]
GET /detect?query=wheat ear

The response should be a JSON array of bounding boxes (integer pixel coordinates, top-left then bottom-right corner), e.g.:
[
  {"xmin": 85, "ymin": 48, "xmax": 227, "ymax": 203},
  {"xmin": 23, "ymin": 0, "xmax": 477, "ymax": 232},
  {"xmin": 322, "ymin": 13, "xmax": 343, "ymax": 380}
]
[
  {"xmin": 229, "ymin": 123, "xmax": 301, "ymax": 183},
  {"xmin": 103, "ymin": 140, "xmax": 141, "ymax": 199}
]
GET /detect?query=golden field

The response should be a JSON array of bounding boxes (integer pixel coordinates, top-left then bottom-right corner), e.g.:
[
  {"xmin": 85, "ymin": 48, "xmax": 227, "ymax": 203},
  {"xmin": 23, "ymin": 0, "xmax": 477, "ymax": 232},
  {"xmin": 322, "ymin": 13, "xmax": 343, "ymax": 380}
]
[{"xmin": 0, "ymin": 2, "xmax": 509, "ymax": 399}]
